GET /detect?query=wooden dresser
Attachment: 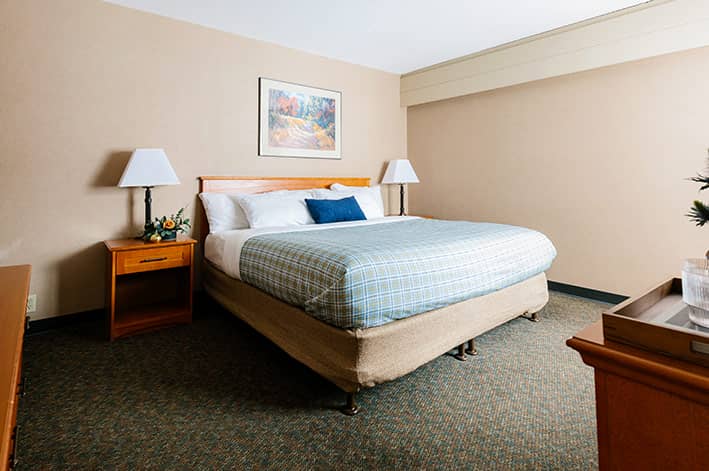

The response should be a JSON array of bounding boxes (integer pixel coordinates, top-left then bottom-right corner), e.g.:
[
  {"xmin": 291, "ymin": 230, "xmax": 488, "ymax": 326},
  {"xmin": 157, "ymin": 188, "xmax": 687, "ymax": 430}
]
[
  {"xmin": 567, "ymin": 321, "xmax": 709, "ymax": 470},
  {"xmin": 0, "ymin": 265, "xmax": 31, "ymax": 471}
]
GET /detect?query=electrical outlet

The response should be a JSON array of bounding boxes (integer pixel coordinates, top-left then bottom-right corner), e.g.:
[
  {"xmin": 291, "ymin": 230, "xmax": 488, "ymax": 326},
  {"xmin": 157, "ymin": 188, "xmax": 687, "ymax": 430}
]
[{"xmin": 26, "ymin": 294, "xmax": 36, "ymax": 313}]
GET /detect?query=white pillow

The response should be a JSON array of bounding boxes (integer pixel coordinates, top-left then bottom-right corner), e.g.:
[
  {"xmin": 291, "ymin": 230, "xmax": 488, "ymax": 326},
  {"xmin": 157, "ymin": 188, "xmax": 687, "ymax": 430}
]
[
  {"xmin": 325, "ymin": 184, "xmax": 385, "ymax": 219},
  {"xmin": 199, "ymin": 192, "xmax": 250, "ymax": 233},
  {"xmin": 236, "ymin": 189, "xmax": 315, "ymax": 228}
]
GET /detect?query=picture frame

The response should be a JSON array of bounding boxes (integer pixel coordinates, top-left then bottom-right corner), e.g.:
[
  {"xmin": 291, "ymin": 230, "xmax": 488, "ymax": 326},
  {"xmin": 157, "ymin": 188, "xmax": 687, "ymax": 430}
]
[{"xmin": 258, "ymin": 78, "xmax": 342, "ymax": 159}]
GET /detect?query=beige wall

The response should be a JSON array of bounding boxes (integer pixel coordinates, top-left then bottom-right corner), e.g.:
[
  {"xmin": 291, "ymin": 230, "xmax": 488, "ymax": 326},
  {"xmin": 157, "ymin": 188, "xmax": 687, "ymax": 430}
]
[
  {"xmin": 408, "ymin": 46, "xmax": 709, "ymax": 296},
  {"xmin": 0, "ymin": 0, "xmax": 406, "ymax": 319}
]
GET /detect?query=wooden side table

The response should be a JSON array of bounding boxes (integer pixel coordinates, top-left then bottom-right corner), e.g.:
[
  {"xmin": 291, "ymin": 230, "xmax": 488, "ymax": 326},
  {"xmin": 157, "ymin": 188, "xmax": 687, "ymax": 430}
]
[
  {"xmin": 567, "ymin": 321, "xmax": 709, "ymax": 470},
  {"xmin": 105, "ymin": 237, "xmax": 196, "ymax": 340}
]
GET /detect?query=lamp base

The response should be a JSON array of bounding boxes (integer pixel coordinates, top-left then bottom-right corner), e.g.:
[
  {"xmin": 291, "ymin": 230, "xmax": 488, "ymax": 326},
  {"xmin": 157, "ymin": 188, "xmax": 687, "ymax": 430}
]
[
  {"xmin": 143, "ymin": 186, "xmax": 153, "ymax": 229},
  {"xmin": 399, "ymin": 184, "xmax": 406, "ymax": 216}
]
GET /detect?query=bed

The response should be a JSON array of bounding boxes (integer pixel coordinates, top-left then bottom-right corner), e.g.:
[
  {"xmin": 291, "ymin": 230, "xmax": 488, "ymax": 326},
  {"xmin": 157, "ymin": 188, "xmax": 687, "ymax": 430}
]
[{"xmin": 198, "ymin": 176, "xmax": 556, "ymax": 414}]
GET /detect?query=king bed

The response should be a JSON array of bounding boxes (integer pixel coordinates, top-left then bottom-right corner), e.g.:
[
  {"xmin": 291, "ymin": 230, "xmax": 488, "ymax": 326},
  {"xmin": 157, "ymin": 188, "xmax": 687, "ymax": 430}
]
[{"xmin": 198, "ymin": 176, "xmax": 556, "ymax": 414}]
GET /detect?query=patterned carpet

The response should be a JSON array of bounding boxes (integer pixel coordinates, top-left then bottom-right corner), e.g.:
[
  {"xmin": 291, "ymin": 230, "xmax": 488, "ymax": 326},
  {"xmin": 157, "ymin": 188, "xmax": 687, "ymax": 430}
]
[{"xmin": 17, "ymin": 292, "xmax": 605, "ymax": 470}]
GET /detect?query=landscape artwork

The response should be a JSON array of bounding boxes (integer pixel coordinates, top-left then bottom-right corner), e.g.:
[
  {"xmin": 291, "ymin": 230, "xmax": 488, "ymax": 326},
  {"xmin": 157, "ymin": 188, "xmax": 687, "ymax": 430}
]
[{"xmin": 259, "ymin": 78, "xmax": 341, "ymax": 159}]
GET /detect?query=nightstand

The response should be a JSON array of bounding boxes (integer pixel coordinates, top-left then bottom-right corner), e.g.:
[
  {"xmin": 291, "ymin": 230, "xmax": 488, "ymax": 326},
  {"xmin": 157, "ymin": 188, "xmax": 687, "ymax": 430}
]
[{"xmin": 105, "ymin": 237, "xmax": 196, "ymax": 340}]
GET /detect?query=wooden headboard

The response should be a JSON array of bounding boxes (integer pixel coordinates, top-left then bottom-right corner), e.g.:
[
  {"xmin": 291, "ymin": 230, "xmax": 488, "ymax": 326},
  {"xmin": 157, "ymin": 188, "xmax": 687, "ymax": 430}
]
[{"xmin": 197, "ymin": 176, "xmax": 371, "ymax": 246}]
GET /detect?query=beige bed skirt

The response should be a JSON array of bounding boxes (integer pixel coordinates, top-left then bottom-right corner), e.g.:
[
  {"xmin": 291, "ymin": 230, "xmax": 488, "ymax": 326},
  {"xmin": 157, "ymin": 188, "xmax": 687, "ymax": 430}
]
[{"xmin": 203, "ymin": 262, "xmax": 549, "ymax": 392}]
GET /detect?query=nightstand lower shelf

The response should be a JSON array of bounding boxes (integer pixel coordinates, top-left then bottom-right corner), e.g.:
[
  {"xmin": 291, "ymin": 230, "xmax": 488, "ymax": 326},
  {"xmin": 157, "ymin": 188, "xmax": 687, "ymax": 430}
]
[{"xmin": 114, "ymin": 302, "xmax": 191, "ymax": 338}]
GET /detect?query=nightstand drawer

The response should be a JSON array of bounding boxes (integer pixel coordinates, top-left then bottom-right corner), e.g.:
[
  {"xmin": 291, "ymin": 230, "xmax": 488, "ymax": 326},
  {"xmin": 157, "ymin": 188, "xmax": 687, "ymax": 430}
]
[{"xmin": 116, "ymin": 245, "xmax": 190, "ymax": 275}]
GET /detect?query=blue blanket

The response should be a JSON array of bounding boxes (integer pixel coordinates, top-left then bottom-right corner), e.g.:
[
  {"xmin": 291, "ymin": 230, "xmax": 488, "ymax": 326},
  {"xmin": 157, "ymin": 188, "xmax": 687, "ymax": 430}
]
[{"xmin": 240, "ymin": 219, "xmax": 556, "ymax": 329}]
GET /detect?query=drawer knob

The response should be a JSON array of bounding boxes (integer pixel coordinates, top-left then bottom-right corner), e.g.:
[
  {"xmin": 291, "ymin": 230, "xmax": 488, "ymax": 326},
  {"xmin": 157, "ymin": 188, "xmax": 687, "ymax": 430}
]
[{"xmin": 140, "ymin": 257, "xmax": 168, "ymax": 263}]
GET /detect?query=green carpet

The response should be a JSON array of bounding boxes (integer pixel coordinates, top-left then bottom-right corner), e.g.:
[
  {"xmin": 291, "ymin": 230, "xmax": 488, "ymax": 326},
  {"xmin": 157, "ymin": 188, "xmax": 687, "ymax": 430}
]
[{"xmin": 17, "ymin": 292, "xmax": 605, "ymax": 470}]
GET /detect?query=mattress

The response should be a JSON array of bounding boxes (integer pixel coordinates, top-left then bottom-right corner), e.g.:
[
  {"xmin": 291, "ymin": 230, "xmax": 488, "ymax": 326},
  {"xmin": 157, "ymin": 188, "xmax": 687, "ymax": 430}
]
[
  {"xmin": 205, "ymin": 216, "xmax": 406, "ymax": 276},
  {"xmin": 206, "ymin": 217, "xmax": 556, "ymax": 329}
]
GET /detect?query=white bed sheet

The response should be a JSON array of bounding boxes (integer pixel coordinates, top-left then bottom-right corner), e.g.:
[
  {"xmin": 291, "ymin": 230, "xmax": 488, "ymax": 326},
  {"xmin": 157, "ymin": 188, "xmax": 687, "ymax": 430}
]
[{"xmin": 204, "ymin": 216, "xmax": 416, "ymax": 279}]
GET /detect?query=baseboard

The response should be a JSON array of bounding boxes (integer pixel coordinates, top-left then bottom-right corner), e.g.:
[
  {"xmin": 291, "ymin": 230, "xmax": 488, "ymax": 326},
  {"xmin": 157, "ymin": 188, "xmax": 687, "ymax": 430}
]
[
  {"xmin": 28, "ymin": 285, "xmax": 623, "ymax": 334},
  {"xmin": 27, "ymin": 309, "xmax": 103, "ymax": 335},
  {"xmin": 26, "ymin": 291, "xmax": 214, "ymax": 335},
  {"xmin": 548, "ymin": 280, "xmax": 628, "ymax": 305}
]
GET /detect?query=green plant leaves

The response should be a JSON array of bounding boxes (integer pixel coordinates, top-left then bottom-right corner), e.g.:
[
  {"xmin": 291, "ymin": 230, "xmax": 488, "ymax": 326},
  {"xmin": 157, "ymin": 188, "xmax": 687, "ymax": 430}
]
[
  {"xmin": 688, "ymin": 200, "xmax": 709, "ymax": 226},
  {"xmin": 690, "ymin": 173, "xmax": 709, "ymax": 192}
]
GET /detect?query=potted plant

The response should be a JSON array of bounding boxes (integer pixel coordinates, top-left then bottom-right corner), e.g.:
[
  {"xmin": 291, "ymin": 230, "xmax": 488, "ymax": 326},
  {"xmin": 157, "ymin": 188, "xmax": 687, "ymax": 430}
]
[
  {"xmin": 143, "ymin": 207, "xmax": 191, "ymax": 242},
  {"xmin": 684, "ymin": 164, "xmax": 709, "ymax": 327}
]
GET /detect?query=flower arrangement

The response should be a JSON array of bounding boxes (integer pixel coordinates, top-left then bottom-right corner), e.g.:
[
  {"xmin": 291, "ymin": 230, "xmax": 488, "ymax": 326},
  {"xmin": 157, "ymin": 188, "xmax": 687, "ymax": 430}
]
[{"xmin": 143, "ymin": 207, "xmax": 191, "ymax": 242}]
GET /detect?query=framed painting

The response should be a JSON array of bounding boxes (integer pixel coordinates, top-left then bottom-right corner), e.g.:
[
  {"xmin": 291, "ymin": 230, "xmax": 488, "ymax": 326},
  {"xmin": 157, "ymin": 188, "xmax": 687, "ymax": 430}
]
[{"xmin": 259, "ymin": 78, "xmax": 342, "ymax": 159}]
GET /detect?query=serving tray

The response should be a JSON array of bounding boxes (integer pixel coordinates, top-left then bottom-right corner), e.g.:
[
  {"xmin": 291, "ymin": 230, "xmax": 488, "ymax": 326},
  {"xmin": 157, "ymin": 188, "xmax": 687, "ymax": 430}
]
[{"xmin": 602, "ymin": 278, "xmax": 709, "ymax": 367}]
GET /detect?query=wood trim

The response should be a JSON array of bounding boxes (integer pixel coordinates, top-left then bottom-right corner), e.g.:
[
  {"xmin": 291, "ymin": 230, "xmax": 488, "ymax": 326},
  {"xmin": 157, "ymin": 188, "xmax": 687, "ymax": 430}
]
[
  {"xmin": 400, "ymin": 0, "xmax": 709, "ymax": 106},
  {"xmin": 401, "ymin": 1, "xmax": 668, "ymax": 78},
  {"xmin": 197, "ymin": 176, "xmax": 371, "ymax": 248}
]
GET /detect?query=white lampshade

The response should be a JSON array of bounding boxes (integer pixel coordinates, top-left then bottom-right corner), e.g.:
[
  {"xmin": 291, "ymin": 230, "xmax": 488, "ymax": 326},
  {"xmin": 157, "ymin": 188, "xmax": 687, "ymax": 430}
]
[
  {"xmin": 381, "ymin": 159, "xmax": 419, "ymax": 184},
  {"xmin": 118, "ymin": 148, "xmax": 180, "ymax": 188}
]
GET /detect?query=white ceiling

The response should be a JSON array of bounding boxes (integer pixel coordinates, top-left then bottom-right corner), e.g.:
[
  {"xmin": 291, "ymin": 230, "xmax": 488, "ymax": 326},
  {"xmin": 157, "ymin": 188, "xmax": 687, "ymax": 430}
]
[{"xmin": 106, "ymin": 0, "xmax": 648, "ymax": 74}]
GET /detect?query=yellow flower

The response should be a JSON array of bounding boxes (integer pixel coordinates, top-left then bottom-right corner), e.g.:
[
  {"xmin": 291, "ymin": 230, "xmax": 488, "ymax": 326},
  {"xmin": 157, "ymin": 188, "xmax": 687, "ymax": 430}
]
[
  {"xmin": 163, "ymin": 218, "xmax": 176, "ymax": 230},
  {"xmin": 149, "ymin": 233, "xmax": 161, "ymax": 242}
]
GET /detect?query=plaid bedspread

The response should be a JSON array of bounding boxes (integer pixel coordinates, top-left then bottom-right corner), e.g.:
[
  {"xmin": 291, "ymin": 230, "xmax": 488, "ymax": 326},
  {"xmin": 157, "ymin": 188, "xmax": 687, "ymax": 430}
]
[{"xmin": 239, "ymin": 219, "xmax": 556, "ymax": 329}]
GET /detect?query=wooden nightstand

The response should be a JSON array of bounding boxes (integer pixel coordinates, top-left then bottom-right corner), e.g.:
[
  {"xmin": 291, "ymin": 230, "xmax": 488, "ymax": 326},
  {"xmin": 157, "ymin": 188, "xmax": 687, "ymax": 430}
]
[{"xmin": 105, "ymin": 237, "xmax": 196, "ymax": 340}]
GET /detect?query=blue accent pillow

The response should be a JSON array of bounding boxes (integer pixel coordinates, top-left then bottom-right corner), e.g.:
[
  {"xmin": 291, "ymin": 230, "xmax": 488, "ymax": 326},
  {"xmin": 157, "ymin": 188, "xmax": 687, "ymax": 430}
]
[{"xmin": 305, "ymin": 196, "xmax": 367, "ymax": 224}]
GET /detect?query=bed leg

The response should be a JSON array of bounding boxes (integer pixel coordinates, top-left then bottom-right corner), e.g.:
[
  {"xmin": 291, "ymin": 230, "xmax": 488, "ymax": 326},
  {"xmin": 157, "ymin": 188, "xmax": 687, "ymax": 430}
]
[
  {"xmin": 454, "ymin": 343, "xmax": 467, "ymax": 361},
  {"xmin": 340, "ymin": 392, "xmax": 360, "ymax": 416},
  {"xmin": 465, "ymin": 339, "xmax": 478, "ymax": 356},
  {"xmin": 521, "ymin": 311, "xmax": 540, "ymax": 322}
]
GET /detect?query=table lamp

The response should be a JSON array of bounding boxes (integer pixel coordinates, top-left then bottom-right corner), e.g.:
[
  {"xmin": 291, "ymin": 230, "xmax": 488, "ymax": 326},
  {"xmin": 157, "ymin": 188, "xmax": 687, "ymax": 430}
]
[
  {"xmin": 118, "ymin": 148, "xmax": 180, "ymax": 230},
  {"xmin": 381, "ymin": 159, "xmax": 419, "ymax": 216}
]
